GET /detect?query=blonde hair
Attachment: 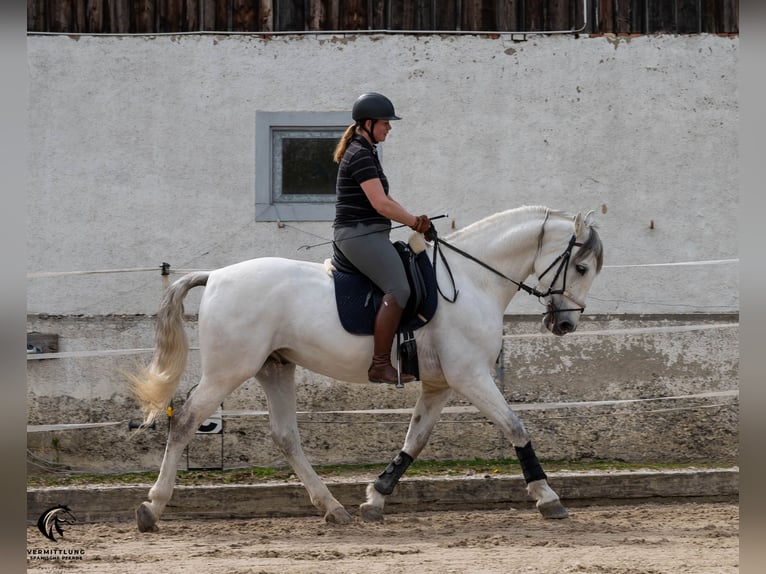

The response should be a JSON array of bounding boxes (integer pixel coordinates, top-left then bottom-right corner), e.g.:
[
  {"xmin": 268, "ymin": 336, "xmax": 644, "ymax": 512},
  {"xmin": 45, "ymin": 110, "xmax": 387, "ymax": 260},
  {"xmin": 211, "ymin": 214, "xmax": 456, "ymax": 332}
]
[{"xmin": 333, "ymin": 123, "xmax": 359, "ymax": 164}]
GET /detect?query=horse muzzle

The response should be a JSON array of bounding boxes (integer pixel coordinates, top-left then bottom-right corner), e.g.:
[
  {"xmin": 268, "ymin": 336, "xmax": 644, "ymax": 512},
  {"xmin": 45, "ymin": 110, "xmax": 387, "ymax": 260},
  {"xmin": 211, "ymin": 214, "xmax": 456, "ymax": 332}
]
[{"xmin": 543, "ymin": 299, "xmax": 582, "ymax": 336}]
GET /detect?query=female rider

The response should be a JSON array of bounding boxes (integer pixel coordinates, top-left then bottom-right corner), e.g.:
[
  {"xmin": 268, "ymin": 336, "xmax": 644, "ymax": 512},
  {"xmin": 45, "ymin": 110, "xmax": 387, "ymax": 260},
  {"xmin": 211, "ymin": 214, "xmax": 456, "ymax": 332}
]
[{"xmin": 332, "ymin": 92, "xmax": 431, "ymax": 384}]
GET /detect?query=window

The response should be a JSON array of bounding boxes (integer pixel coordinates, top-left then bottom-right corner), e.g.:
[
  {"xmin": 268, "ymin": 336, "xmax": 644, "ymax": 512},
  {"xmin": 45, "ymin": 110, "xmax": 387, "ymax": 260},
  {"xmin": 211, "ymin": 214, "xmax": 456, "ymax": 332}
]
[{"xmin": 256, "ymin": 111, "xmax": 351, "ymax": 221}]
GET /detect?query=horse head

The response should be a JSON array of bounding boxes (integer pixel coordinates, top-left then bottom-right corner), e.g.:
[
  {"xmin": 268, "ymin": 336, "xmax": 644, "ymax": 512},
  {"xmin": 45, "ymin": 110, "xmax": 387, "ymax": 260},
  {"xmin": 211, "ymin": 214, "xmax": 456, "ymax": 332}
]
[{"xmin": 534, "ymin": 210, "xmax": 604, "ymax": 336}]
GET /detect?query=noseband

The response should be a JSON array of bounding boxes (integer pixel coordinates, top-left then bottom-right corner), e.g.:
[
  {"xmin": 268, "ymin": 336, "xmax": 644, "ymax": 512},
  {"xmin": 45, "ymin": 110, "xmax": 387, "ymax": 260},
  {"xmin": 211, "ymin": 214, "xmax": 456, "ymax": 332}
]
[{"xmin": 429, "ymin": 224, "xmax": 586, "ymax": 317}]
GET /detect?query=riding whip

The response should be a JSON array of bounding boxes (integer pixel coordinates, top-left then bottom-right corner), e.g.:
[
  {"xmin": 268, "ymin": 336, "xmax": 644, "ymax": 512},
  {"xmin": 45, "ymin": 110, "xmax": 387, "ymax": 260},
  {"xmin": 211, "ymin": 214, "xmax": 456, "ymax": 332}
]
[{"xmin": 297, "ymin": 214, "xmax": 448, "ymax": 251}]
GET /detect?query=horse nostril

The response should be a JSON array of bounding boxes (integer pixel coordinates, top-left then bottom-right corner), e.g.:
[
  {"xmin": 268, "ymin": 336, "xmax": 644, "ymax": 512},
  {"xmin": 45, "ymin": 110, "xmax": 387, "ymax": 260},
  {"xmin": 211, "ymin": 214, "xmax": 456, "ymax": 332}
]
[{"xmin": 558, "ymin": 321, "xmax": 574, "ymax": 334}]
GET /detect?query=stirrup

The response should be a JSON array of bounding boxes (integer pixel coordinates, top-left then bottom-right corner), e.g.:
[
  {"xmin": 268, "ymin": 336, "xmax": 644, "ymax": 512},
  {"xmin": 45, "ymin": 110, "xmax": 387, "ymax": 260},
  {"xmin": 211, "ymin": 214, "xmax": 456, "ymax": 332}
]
[
  {"xmin": 367, "ymin": 357, "xmax": 415, "ymax": 387},
  {"xmin": 368, "ymin": 368, "xmax": 416, "ymax": 387}
]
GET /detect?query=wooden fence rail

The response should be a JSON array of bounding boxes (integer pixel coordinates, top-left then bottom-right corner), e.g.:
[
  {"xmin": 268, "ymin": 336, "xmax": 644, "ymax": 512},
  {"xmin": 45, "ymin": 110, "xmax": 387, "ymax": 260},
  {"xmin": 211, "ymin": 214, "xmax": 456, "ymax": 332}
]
[{"xmin": 28, "ymin": 0, "xmax": 738, "ymax": 35}]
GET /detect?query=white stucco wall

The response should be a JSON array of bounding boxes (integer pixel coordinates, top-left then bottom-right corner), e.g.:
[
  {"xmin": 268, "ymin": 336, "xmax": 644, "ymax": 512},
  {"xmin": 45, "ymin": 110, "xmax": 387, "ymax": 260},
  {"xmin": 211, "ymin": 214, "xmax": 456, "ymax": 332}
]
[{"xmin": 27, "ymin": 32, "xmax": 738, "ymax": 316}]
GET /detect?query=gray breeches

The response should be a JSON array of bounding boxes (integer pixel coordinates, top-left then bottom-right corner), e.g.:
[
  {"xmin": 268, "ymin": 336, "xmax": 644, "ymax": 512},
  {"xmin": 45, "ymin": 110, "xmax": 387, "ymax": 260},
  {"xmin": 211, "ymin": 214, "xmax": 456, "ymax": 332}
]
[{"xmin": 334, "ymin": 222, "xmax": 411, "ymax": 308}]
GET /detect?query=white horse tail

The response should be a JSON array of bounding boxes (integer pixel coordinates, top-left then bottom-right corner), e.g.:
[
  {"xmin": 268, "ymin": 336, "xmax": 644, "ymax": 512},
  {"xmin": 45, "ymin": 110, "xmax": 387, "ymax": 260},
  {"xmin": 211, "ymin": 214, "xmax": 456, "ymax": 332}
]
[{"xmin": 129, "ymin": 271, "xmax": 210, "ymax": 426}]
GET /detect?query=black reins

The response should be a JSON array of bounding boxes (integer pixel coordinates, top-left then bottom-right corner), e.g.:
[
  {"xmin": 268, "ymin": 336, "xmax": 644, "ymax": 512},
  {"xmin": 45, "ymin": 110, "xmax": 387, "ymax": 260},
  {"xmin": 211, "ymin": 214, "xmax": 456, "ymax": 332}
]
[{"xmin": 428, "ymin": 226, "xmax": 585, "ymax": 314}]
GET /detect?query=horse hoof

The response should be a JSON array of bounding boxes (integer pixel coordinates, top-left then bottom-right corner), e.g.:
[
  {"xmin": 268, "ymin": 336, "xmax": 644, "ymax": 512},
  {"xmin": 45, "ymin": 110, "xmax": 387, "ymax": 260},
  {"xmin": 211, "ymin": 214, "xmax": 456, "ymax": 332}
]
[
  {"xmin": 324, "ymin": 507, "xmax": 353, "ymax": 525},
  {"xmin": 360, "ymin": 503, "xmax": 385, "ymax": 523},
  {"xmin": 537, "ymin": 499, "xmax": 569, "ymax": 519},
  {"xmin": 136, "ymin": 502, "xmax": 160, "ymax": 532}
]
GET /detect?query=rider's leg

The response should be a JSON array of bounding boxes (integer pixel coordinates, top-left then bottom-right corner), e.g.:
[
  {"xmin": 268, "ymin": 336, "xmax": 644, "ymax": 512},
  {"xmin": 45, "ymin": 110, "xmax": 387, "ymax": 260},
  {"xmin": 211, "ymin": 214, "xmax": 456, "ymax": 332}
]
[
  {"xmin": 333, "ymin": 222, "xmax": 415, "ymax": 384},
  {"xmin": 367, "ymin": 294, "xmax": 415, "ymax": 383}
]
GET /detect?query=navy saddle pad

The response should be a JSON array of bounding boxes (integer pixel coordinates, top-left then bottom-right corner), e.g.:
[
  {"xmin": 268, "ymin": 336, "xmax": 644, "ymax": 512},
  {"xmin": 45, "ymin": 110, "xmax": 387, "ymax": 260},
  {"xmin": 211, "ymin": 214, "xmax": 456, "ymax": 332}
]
[{"xmin": 332, "ymin": 241, "xmax": 438, "ymax": 335}]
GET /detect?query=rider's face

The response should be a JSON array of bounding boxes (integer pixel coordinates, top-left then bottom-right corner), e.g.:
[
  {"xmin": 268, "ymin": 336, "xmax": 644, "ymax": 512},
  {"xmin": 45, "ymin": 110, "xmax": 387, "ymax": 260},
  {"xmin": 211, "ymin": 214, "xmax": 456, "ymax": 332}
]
[{"xmin": 368, "ymin": 120, "xmax": 391, "ymax": 142}]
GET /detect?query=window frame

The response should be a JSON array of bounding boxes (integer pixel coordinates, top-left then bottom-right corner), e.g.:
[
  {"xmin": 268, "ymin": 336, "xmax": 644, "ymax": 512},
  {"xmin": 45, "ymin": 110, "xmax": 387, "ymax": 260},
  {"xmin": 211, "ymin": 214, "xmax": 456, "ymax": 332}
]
[{"xmin": 255, "ymin": 110, "xmax": 351, "ymax": 222}]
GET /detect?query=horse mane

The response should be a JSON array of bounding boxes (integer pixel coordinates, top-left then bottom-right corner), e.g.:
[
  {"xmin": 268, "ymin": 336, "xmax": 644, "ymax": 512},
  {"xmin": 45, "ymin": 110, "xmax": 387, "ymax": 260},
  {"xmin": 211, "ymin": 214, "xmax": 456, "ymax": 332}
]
[
  {"xmin": 446, "ymin": 205, "xmax": 603, "ymax": 272},
  {"xmin": 445, "ymin": 205, "xmax": 551, "ymax": 240}
]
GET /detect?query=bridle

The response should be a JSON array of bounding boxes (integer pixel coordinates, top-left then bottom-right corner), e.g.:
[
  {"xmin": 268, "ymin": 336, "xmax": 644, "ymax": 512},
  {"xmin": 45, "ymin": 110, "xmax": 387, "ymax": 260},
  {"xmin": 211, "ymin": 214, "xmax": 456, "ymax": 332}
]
[
  {"xmin": 429, "ymin": 221, "xmax": 587, "ymax": 317},
  {"xmin": 533, "ymin": 234, "xmax": 588, "ymax": 316}
]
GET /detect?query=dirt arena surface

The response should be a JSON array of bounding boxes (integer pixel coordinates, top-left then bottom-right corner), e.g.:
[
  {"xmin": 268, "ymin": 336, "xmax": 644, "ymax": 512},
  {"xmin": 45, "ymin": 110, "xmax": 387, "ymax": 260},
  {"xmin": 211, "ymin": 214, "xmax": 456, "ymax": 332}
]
[{"xmin": 27, "ymin": 501, "xmax": 737, "ymax": 573}]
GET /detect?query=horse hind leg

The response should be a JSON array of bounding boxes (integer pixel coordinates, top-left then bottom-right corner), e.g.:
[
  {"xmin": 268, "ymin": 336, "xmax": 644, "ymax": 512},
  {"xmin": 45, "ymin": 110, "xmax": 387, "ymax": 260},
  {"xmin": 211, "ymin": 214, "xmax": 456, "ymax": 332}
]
[
  {"xmin": 136, "ymin": 375, "xmax": 242, "ymax": 532},
  {"xmin": 257, "ymin": 360, "xmax": 352, "ymax": 525}
]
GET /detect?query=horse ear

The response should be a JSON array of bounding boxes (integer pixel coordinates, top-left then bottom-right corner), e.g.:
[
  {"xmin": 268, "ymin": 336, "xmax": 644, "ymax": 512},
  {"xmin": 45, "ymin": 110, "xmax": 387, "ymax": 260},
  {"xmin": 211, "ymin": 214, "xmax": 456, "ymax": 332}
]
[
  {"xmin": 584, "ymin": 210, "xmax": 596, "ymax": 227},
  {"xmin": 573, "ymin": 212, "xmax": 585, "ymax": 238}
]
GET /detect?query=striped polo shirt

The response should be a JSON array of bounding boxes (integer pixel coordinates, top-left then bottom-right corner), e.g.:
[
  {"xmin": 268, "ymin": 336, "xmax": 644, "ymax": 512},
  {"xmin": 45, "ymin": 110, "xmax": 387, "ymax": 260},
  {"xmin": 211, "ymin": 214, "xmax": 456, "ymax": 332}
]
[{"xmin": 334, "ymin": 135, "xmax": 390, "ymax": 228}]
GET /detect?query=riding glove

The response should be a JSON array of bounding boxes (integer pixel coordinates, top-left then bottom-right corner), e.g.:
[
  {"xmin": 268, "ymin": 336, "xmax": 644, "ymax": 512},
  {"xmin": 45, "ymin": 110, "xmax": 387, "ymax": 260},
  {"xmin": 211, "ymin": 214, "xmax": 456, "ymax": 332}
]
[{"xmin": 410, "ymin": 215, "xmax": 432, "ymax": 234}]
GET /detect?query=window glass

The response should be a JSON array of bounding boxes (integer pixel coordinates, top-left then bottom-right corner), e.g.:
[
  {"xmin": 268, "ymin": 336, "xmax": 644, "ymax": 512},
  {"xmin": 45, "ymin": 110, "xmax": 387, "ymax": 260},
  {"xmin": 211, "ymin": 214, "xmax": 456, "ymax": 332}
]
[{"xmin": 273, "ymin": 131, "xmax": 340, "ymax": 201}]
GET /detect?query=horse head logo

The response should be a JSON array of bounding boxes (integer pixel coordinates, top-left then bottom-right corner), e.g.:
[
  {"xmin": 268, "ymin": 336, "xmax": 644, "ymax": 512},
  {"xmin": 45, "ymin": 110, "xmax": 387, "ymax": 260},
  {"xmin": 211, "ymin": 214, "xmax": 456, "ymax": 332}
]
[{"xmin": 37, "ymin": 505, "xmax": 76, "ymax": 542}]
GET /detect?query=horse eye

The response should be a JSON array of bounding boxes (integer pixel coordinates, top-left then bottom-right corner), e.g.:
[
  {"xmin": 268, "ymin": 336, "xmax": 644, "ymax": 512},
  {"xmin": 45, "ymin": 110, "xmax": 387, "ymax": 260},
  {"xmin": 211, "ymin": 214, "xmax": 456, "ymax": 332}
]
[{"xmin": 575, "ymin": 264, "xmax": 588, "ymax": 276}]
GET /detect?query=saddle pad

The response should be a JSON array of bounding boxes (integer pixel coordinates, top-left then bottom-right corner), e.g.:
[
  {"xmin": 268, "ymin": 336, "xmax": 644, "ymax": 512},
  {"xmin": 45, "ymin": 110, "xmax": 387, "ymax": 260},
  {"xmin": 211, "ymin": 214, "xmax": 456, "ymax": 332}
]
[
  {"xmin": 332, "ymin": 244, "xmax": 438, "ymax": 336},
  {"xmin": 332, "ymin": 271, "xmax": 380, "ymax": 335}
]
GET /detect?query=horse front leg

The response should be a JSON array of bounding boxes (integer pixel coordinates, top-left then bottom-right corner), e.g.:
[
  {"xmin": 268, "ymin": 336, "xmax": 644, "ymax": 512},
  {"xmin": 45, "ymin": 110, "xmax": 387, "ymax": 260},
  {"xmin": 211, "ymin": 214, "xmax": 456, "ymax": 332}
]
[
  {"xmin": 257, "ymin": 361, "xmax": 352, "ymax": 525},
  {"xmin": 450, "ymin": 372, "xmax": 569, "ymax": 519},
  {"xmin": 360, "ymin": 382, "xmax": 452, "ymax": 522}
]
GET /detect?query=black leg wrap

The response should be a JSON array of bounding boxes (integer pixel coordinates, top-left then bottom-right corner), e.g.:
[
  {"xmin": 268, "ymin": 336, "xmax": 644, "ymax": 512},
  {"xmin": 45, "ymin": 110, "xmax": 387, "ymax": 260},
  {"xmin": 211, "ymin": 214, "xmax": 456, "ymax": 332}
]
[
  {"xmin": 515, "ymin": 441, "xmax": 547, "ymax": 483},
  {"xmin": 373, "ymin": 451, "xmax": 414, "ymax": 495}
]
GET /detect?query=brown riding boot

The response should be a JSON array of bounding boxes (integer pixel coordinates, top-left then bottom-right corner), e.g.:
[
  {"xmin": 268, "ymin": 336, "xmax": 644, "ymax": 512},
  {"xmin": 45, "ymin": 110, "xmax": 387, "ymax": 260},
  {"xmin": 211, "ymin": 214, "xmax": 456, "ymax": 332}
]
[{"xmin": 368, "ymin": 294, "xmax": 416, "ymax": 384}]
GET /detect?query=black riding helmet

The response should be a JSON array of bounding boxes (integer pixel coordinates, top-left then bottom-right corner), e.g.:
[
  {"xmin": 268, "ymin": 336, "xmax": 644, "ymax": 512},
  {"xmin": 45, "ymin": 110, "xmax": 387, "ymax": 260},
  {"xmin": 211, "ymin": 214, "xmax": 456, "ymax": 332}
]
[
  {"xmin": 352, "ymin": 92, "xmax": 402, "ymax": 121},
  {"xmin": 352, "ymin": 92, "xmax": 401, "ymax": 144}
]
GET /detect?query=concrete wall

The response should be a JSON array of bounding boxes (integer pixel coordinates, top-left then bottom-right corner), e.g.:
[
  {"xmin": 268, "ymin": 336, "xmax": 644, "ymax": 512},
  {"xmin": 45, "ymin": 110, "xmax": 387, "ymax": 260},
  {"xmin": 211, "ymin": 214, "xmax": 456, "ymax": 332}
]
[
  {"xmin": 27, "ymin": 33, "xmax": 738, "ymax": 316},
  {"xmin": 26, "ymin": 313, "xmax": 738, "ymax": 473}
]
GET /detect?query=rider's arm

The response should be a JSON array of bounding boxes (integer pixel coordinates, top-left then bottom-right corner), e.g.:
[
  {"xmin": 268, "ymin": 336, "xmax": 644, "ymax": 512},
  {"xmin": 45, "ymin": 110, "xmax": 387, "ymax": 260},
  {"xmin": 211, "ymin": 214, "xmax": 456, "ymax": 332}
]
[{"xmin": 360, "ymin": 178, "xmax": 419, "ymax": 228}]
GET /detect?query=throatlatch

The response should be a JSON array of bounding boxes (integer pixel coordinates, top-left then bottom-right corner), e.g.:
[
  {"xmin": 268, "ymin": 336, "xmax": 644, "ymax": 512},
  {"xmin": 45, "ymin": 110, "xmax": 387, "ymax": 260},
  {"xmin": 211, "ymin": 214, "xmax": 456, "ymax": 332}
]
[
  {"xmin": 374, "ymin": 451, "xmax": 414, "ymax": 495},
  {"xmin": 515, "ymin": 441, "xmax": 548, "ymax": 483}
]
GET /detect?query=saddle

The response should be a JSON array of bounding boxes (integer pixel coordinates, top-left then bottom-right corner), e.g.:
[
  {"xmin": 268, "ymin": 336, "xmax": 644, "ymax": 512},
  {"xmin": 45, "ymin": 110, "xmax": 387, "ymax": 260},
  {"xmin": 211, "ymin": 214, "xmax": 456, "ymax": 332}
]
[{"xmin": 327, "ymin": 235, "xmax": 438, "ymax": 380}]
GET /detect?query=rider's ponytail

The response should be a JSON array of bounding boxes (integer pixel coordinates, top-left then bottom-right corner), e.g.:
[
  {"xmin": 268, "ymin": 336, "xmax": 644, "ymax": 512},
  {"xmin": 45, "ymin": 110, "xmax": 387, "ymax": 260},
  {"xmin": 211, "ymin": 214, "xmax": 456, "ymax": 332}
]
[{"xmin": 333, "ymin": 123, "xmax": 358, "ymax": 164}]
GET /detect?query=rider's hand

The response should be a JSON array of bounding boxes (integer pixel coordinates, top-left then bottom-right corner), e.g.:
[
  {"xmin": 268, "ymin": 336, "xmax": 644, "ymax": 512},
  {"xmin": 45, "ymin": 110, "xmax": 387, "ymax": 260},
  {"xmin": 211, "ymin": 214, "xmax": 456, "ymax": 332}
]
[
  {"xmin": 424, "ymin": 225, "xmax": 437, "ymax": 243},
  {"xmin": 410, "ymin": 215, "xmax": 432, "ymax": 234}
]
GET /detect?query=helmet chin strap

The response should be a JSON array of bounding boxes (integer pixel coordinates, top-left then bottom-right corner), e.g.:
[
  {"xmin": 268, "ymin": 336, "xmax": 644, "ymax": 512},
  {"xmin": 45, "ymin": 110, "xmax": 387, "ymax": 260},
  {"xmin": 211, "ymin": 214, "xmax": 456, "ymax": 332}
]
[{"xmin": 361, "ymin": 119, "xmax": 378, "ymax": 144}]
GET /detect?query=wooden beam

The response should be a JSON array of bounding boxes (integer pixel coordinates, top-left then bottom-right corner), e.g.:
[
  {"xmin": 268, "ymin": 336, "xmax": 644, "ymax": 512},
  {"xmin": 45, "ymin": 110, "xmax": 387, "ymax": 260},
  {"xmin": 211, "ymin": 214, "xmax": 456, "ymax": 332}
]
[{"xmin": 259, "ymin": 0, "xmax": 273, "ymax": 32}]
